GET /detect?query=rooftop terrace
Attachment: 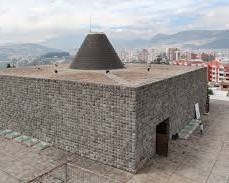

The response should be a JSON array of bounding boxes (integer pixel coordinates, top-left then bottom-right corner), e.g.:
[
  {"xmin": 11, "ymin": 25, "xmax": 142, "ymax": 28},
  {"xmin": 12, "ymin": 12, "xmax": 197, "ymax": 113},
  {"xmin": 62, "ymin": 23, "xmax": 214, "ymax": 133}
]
[{"xmin": 0, "ymin": 64, "xmax": 204, "ymax": 87}]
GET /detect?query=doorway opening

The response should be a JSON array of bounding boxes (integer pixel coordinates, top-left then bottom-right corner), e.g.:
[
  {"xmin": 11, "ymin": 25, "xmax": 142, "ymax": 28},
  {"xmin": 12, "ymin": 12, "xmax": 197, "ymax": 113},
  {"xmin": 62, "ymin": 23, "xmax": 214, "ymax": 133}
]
[{"xmin": 156, "ymin": 118, "xmax": 169, "ymax": 156}]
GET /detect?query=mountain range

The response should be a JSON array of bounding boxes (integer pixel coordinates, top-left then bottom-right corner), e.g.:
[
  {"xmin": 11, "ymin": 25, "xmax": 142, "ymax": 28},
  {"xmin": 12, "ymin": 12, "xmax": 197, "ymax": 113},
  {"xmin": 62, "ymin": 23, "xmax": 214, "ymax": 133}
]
[
  {"xmin": 1, "ymin": 30, "xmax": 229, "ymax": 60},
  {"xmin": 0, "ymin": 43, "xmax": 63, "ymax": 60},
  {"xmin": 149, "ymin": 30, "xmax": 229, "ymax": 49},
  {"xmin": 41, "ymin": 29, "xmax": 229, "ymax": 50}
]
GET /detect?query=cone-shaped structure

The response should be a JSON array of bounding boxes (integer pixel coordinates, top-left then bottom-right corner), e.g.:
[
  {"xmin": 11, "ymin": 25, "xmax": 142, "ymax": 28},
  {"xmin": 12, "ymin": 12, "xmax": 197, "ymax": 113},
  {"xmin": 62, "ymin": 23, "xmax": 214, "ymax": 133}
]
[{"xmin": 70, "ymin": 33, "xmax": 124, "ymax": 70}]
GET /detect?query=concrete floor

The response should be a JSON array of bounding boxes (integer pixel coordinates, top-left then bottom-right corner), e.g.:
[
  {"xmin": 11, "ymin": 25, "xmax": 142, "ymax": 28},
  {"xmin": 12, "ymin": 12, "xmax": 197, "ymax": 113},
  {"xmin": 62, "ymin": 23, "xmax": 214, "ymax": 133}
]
[
  {"xmin": 0, "ymin": 99, "xmax": 228, "ymax": 183},
  {"xmin": 0, "ymin": 139, "xmax": 69, "ymax": 182},
  {"xmin": 128, "ymin": 99, "xmax": 229, "ymax": 183},
  {"xmin": 0, "ymin": 64, "xmax": 201, "ymax": 86}
]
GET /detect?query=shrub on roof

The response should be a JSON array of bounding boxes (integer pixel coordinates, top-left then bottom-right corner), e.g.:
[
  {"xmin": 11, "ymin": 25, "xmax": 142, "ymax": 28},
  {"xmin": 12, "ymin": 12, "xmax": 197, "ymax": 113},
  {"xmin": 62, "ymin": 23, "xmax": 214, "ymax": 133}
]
[{"xmin": 208, "ymin": 88, "xmax": 213, "ymax": 95}]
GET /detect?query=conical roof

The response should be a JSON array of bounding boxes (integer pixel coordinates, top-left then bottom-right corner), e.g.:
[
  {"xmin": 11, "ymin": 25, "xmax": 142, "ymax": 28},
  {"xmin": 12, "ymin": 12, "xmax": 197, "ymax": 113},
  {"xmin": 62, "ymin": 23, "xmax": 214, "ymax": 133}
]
[{"xmin": 70, "ymin": 33, "xmax": 124, "ymax": 70}]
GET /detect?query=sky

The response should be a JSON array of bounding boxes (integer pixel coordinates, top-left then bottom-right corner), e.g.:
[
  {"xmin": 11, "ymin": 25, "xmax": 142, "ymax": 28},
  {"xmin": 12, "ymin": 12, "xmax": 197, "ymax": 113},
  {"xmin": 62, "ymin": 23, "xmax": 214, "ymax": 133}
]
[{"xmin": 0, "ymin": 0, "xmax": 229, "ymax": 44}]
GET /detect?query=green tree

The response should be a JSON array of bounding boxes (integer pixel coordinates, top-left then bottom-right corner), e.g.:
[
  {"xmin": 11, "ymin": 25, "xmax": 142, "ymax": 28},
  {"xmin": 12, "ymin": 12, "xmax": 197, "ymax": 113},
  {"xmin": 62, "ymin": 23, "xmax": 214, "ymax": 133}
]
[{"xmin": 208, "ymin": 88, "xmax": 213, "ymax": 95}]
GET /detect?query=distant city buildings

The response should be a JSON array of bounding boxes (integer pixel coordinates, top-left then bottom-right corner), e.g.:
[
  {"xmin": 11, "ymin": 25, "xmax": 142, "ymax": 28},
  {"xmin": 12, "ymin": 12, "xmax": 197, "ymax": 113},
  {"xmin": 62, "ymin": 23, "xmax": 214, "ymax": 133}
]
[
  {"xmin": 173, "ymin": 57, "xmax": 229, "ymax": 90},
  {"xmin": 117, "ymin": 48, "xmax": 166, "ymax": 64},
  {"xmin": 222, "ymin": 64, "xmax": 229, "ymax": 90},
  {"xmin": 208, "ymin": 60, "xmax": 224, "ymax": 83},
  {"xmin": 166, "ymin": 48, "xmax": 216, "ymax": 62},
  {"xmin": 7, "ymin": 52, "xmax": 71, "ymax": 67},
  {"xmin": 207, "ymin": 60, "xmax": 229, "ymax": 90},
  {"xmin": 166, "ymin": 48, "xmax": 180, "ymax": 61},
  {"xmin": 162, "ymin": 48, "xmax": 229, "ymax": 91},
  {"xmin": 117, "ymin": 47, "xmax": 223, "ymax": 64}
]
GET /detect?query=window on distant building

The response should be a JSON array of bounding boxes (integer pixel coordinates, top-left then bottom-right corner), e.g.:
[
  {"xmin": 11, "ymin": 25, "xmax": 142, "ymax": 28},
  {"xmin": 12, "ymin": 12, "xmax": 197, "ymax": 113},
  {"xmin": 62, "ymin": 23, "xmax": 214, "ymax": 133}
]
[{"xmin": 220, "ymin": 73, "xmax": 224, "ymax": 76}]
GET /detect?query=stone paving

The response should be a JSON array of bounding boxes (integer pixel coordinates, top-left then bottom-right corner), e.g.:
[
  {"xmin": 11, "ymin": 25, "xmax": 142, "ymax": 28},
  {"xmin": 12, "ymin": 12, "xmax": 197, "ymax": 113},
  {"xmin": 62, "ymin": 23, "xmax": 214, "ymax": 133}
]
[
  {"xmin": 0, "ymin": 99, "xmax": 228, "ymax": 183},
  {"xmin": 0, "ymin": 139, "xmax": 69, "ymax": 182},
  {"xmin": 127, "ymin": 99, "xmax": 229, "ymax": 183}
]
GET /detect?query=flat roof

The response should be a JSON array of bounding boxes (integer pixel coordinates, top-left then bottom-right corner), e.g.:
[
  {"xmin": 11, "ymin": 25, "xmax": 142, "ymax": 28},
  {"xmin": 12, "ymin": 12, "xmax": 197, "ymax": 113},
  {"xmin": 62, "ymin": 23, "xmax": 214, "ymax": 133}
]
[{"xmin": 0, "ymin": 64, "xmax": 205, "ymax": 87}]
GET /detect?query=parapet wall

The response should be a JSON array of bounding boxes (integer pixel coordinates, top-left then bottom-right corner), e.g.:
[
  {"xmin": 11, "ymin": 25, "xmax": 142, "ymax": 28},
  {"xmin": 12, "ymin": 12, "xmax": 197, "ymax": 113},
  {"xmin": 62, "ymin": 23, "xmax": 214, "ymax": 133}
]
[{"xmin": 0, "ymin": 76, "xmax": 137, "ymax": 172}]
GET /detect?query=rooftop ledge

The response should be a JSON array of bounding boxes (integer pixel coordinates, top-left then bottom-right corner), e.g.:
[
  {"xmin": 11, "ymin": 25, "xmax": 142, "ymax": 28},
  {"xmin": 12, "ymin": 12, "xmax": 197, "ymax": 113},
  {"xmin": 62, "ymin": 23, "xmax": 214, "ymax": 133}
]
[{"xmin": 0, "ymin": 64, "xmax": 205, "ymax": 88}]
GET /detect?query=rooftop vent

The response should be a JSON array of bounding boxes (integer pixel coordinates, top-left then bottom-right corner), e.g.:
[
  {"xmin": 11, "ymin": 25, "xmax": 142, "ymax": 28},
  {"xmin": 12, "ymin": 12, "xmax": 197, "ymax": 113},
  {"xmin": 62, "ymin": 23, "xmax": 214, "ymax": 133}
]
[{"xmin": 70, "ymin": 33, "xmax": 124, "ymax": 70}]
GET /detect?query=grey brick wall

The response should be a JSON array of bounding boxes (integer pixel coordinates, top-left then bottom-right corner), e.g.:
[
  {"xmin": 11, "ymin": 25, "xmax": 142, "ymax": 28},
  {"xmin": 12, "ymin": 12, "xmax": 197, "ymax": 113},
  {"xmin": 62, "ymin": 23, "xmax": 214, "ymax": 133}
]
[
  {"xmin": 0, "ymin": 76, "xmax": 137, "ymax": 172},
  {"xmin": 0, "ymin": 67, "xmax": 207, "ymax": 173},
  {"xmin": 135, "ymin": 67, "xmax": 208, "ymax": 171}
]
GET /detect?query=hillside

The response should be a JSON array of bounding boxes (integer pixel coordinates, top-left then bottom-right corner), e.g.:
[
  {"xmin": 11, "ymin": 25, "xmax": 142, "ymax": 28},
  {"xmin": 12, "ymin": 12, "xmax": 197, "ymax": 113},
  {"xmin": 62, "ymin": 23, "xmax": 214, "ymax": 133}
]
[
  {"xmin": 1, "ymin": 30, "xmax": 229, "ymax": 56},
  {"xmin": 41, "ymin": 33, "xmax": 149, "ymax": 50},
  {"xmin": 0, "ymin": 43, "xmax": 63, "ymax": 61},
  {"xmin": 41, "ymin": 30, "xmax": 229, "ymax": 50},
  {"xmin": 150, "ymin": 30, "xmax": 229, "ymax": 49}
]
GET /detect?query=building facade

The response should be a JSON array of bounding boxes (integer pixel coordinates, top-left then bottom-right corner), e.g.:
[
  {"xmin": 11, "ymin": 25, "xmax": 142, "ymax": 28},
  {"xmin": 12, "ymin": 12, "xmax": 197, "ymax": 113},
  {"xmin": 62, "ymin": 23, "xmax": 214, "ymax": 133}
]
[
  {"xmin": 173, "ymin": 60, "xmax": 229, "ymax": 86},
  {"xmin": 221, "ymin": 64, "xmax": 229, "ymax": 90},
  {"xmin": 0, "ymin": 33, "xmax": 208, "ymax": 173},
  {"xmin": 0, "ymin": 65, "xmax": 207, "ymax": 173},
  {"xmin": 208, "ymin": 60, "xmax": 229, "ymax": 84},
  {"xmin": 166, "ymin": 48, "xmax": 180, "ymax": 61}
]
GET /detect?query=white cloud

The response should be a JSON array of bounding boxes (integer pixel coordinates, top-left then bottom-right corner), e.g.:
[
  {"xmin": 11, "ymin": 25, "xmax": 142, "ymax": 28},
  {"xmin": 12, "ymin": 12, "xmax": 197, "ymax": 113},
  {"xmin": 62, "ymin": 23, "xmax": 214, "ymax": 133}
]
[{"xmin": 0, "ymin": 0, "xmax": 229, "ymax": 43}]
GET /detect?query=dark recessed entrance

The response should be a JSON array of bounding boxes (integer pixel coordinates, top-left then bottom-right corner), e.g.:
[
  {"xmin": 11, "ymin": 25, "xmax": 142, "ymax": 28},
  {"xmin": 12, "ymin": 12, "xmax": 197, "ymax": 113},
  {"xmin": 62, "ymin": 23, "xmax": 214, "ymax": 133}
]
[{"xmin": 156, "ymin": 118, "xmax": 169, "ymax": 156}]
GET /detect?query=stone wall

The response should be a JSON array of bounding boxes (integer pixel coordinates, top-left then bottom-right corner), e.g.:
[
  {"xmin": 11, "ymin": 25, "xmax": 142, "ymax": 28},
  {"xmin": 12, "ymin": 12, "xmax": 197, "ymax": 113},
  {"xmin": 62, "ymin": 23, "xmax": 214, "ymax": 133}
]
[
  {"xmin": 135, "ymin": 67, "xmax": 208, "ymax": 171},
  {"xmin": 0, "ymin": 76, "xmax": 137, "ymax": 172},
  {"xmin": 0, "ymin": 67, "xmax": 207, "ymax": 173}
]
